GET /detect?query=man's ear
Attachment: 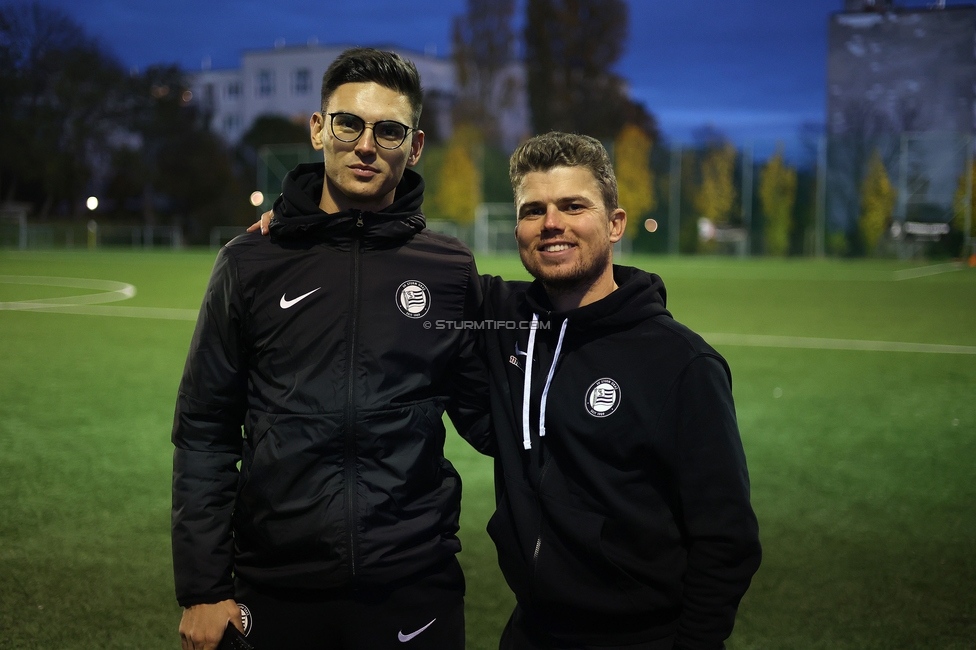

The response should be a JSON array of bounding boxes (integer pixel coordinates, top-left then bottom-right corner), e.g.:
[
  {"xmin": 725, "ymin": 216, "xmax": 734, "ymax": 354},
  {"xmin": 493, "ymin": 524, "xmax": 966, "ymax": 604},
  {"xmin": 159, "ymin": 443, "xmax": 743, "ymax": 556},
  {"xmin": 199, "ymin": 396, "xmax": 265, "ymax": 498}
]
[
  {"xmin": 310, "ymin": 112, "xmax": 325, "ymax": 151},
  {"xmin": 609, "ymin": 208, "xmax": 627, "ymax": 243},
  {"xmin": 406, "ymin": 130, "xmax": 425, "ymax": 167}
]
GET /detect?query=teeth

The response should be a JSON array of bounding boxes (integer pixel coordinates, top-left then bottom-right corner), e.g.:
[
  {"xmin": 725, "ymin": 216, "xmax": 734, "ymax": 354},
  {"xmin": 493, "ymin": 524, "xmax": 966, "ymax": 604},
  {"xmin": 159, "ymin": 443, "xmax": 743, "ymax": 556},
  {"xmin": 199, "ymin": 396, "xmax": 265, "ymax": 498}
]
[{"xmin": 542, "ymin": 244, "xmax": 571, "ymax": 252}]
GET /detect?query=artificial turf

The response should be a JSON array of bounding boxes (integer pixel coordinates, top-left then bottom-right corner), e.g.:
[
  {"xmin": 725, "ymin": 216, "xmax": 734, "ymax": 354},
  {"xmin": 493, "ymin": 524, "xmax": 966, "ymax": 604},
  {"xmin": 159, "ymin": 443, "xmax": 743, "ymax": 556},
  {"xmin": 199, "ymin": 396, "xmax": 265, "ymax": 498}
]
[{"xmin": 0, "ymin": 250, "xmax": 973, "ymax": 649}]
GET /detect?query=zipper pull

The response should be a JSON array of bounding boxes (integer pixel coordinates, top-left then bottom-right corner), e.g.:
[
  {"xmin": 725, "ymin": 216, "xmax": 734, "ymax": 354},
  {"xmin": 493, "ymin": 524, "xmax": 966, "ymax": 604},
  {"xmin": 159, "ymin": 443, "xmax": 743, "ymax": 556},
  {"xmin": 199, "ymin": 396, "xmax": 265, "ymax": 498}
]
[{"xmin": 354, "ymin": 210, "xmax": 364, "ymax": 228}]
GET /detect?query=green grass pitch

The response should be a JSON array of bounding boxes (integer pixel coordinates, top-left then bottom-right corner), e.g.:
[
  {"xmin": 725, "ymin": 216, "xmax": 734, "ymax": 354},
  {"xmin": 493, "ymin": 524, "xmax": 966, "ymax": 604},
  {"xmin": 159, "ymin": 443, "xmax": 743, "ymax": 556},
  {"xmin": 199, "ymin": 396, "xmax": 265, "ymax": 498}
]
[{"xmin": 0, "ymin": 250, "xmax": 974, "ymax": 649}]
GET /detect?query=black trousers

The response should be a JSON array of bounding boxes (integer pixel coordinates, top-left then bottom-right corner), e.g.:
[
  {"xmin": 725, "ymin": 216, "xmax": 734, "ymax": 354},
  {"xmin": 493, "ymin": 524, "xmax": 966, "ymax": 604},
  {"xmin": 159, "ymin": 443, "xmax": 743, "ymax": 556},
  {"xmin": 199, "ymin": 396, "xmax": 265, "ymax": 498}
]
[
  {"xmin": 233, "ymin": 558, "xmax": 465, "ymax": 650},
  {"xmin": 499, "ymin": 606, "xmax": 677, "ymax": 650}
]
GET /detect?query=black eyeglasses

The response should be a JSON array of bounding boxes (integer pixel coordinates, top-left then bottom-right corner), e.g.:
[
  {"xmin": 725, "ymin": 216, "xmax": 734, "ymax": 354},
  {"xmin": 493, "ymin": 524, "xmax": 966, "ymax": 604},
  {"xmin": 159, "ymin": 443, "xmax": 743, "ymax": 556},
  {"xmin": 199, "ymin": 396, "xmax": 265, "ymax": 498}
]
[{"xmin": 328, "ymin": 112, "xmax": 414, "ymax": 150}]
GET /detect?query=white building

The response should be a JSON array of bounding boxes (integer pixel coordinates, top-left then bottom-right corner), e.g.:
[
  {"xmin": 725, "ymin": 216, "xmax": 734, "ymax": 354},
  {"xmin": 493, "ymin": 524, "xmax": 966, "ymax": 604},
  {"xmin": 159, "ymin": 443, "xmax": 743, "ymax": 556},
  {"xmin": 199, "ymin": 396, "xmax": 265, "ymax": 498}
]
[{"xmin": 188, "ymin": 43, "xmax": 529, "ymax": 149}]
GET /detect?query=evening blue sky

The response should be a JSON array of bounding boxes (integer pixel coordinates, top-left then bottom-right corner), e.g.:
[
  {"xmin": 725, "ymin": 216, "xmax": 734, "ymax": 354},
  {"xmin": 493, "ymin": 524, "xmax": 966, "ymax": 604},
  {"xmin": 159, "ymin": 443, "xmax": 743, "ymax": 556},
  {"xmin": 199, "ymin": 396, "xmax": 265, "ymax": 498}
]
[{"xmin": 35, "ymin": 0, "xmax": 966, "ymax": 157}]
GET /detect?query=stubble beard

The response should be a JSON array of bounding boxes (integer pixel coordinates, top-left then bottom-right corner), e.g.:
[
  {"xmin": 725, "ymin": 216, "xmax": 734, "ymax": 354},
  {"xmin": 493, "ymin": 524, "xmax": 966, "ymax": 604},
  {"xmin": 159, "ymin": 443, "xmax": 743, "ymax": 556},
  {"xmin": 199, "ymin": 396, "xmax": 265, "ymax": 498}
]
[{"xmin": 520, "ymin": 240, "xmax": 612, "ymax": 301}]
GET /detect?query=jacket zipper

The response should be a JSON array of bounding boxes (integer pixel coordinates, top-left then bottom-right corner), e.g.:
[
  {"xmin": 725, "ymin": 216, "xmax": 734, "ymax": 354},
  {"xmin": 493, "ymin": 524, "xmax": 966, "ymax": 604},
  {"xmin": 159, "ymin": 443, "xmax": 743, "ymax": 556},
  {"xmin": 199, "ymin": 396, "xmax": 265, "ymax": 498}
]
[
  {"xmin": 343, "ymin": 212, "xmax": 364, "ymax": 581},
  {"xmin": 531, "ymin": 453, "xmax": 553, "ymax": 571},
  {"xmin": 531, "ymin": 331, "xmax": 554, "ymax": 574}
]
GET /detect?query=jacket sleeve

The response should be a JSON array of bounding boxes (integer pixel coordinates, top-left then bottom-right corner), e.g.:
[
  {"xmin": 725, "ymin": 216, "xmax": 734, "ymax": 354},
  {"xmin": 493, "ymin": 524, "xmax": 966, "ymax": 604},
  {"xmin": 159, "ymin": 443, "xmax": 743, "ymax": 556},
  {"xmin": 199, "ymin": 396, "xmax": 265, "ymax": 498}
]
[
  {"xmin": 443, "ymin": 258, "xmax": 495, "ymax": 456},
  {"xmin": 672, "ymin": 354, "xmax": 762, "ymax": 650},
  {"xmin": 171, "ymin": 247, "xmax": 249, "ymax": 607}
]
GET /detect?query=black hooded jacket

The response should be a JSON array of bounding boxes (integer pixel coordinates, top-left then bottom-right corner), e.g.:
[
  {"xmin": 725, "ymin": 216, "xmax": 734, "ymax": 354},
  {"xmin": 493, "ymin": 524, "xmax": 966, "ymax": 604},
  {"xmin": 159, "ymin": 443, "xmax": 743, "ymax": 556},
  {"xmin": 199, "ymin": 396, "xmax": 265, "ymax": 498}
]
[
  {"xmin": 480, "ymin": 266, "xmax": 761, "ymax": 649},
  {"xmin": 172, "ymin": 164, "xmax": 491, "ymax": 607}
]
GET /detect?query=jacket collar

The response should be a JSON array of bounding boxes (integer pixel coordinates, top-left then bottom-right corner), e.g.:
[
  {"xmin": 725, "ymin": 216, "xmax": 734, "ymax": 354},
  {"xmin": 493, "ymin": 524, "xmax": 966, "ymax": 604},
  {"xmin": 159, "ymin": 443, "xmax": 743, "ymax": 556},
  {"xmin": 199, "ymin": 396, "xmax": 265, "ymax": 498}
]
[
  {"xmin": 523, "ymin": 265, "xmax": 671, "ymax": 332},
  {"xmin": 268, "ymin": 164, "xmax": 426, "ymax": 245}
]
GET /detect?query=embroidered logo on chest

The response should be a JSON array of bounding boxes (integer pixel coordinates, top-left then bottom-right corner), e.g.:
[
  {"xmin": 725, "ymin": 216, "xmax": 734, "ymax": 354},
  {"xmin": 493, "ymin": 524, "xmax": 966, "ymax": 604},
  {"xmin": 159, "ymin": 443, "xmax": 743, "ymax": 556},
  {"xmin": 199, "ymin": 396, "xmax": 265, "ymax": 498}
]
[
  {"xmin": 395, "ymin": 280, "xmax": 430, "ymax": 318},
  {"xmin": 585, "ymin": 378, "xmax": 621, "ymax": 417}
]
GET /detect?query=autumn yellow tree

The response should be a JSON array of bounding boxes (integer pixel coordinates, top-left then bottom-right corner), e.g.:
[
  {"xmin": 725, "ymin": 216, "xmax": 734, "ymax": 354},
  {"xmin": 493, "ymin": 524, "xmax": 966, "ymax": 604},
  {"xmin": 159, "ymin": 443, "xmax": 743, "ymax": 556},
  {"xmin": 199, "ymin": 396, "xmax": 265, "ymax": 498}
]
[
  {"xmin": 432, "ymin": 124, "xmax": 483, "ymax": 225},
  {"xmin": 859, "ymin": 150, "xmax": 896, "ymax": 254},
  {"xmin": 613, "ymin": 124, "xmax": 656, "ymax": 239},
  {"xmin": 694, "ymin": 142, "xmax": 737, "ymax": 225},
  {"xmin": 952, "ymin": 161, "xmax": 976, "ymax": 238},
  {"xmin": 758, "ymin": 144, "xmax": 797, "ymax": 256}
]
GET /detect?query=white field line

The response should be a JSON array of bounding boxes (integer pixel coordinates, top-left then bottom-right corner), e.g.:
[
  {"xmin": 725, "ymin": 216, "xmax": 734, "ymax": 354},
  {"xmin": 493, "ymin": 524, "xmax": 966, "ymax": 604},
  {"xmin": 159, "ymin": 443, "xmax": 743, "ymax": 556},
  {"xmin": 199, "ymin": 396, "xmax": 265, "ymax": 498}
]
[
  {"xmin": 2, "ymin": 303, "xmax": 198, "ymax": 320},
  {"xmin": 2, "ymin": 276, "xmax": 973, "ymax": 351},
  {"xmin": 0, "ymin": 275, "xmax": 195, "ymax": 320},
  {"xmin": 702, "ymin": 332, "xmax": 976, "ymax": 355},
  {"xmin": 892, "ymin": 262, "xmax": 964, "ymax": 281}
]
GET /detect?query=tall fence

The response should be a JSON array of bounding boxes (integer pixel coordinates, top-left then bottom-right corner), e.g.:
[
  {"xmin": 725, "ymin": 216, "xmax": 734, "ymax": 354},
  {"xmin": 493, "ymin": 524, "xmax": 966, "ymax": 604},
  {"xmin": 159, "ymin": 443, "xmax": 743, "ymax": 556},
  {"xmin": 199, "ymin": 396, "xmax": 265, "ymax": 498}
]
[
  {"xmin": 257, "ymin": 133, "xmax": 973, "ymax": 257},
  {"xmin": 11, "ymin": 134, "xmax": 964, "ymax": 256}
]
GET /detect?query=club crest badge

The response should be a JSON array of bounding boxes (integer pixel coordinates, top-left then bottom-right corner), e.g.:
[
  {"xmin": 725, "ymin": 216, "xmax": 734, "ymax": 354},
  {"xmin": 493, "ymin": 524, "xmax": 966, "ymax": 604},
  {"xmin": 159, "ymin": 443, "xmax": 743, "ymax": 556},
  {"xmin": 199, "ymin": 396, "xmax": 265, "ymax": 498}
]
[
  {"xmin": 585, "ymin": 378, "xmax": 621, "ymax": 417},
  {"xmin": 396, "ymin": 280, "xmax": 430, "ymax": 318},
  {"xmin": 238, "ymin": 603, "xmax": 252, "ymax": 636}
]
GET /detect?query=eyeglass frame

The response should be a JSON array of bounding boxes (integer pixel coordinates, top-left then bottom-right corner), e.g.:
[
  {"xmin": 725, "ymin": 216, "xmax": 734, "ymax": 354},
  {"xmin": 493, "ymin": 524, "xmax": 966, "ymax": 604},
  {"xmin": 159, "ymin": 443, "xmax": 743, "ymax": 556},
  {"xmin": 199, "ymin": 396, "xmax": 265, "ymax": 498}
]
[{"xmin": 327, "ymin": 112, "xmax": 416, "ymax": 150}]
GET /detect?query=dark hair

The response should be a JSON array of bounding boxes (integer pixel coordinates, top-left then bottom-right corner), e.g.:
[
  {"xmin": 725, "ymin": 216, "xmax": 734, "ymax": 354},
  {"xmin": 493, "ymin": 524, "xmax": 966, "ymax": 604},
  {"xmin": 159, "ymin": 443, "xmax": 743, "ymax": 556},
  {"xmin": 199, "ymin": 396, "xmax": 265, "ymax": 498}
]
[
  {"xmin": 320, "ymin": 47, "xmax": 423, "ymax": 126},
  {"xmin": 510, "ymin": 132, "xmax": 618, "ymax": 214}
]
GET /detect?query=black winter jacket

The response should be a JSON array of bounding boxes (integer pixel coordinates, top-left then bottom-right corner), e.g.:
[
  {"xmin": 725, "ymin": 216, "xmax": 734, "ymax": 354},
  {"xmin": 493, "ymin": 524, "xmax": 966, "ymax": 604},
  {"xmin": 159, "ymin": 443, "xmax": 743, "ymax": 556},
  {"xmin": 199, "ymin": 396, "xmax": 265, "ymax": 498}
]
[
  {"xmin": 172, "ymin": 164, "xmax": 491, "ymax": 607},
  {"xmin": 480, "ymin": 266, "xmax": 761, "ymax": 649}
]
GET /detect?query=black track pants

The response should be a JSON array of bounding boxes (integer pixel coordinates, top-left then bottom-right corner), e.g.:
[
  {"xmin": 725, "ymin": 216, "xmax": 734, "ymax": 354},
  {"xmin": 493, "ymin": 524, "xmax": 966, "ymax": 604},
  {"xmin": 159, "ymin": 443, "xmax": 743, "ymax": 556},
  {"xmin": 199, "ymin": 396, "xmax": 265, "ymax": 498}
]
[
  {"xmin": 233, "ymin": 559, "xmax": 465, "ymax": 650},
  {"xmin": 499, "ymin": 605, "xmax": 677, "ymax": 650}
]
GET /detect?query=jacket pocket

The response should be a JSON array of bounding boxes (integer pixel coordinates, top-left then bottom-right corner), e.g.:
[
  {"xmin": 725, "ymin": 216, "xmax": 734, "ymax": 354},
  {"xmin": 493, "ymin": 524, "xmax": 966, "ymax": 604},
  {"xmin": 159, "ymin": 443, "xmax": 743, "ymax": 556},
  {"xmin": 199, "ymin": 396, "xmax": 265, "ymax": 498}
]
[
  {"xmin": 532, "ymin": 496, "xmax": 681, "ymax": 617},
  {"xmin": 234, "ymin": 412, "xmax": 345, "ymax": 555}
]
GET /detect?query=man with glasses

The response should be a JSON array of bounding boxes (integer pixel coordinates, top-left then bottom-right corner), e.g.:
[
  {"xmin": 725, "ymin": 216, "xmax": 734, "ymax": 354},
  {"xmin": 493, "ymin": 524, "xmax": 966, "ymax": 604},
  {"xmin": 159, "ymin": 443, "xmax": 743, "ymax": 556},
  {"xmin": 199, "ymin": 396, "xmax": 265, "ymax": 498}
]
[{"xmin": 172, "ymin": 48, "xmax": 490, "ymax": 650}]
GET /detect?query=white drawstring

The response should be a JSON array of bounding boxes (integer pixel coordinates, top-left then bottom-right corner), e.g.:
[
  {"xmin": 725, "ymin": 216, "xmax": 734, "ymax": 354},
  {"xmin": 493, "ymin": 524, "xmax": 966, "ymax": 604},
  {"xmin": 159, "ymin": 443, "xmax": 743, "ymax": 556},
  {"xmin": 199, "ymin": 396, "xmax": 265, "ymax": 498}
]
[
  {"xmin": 521, "ymin": 314, "xmax": 539, "ymax": 450},
  {"xmin": 520, "ymin": 315, "xmax": 569, "ymax": 450},
  {"xmin": 538, "ymin": 318, "xmax": 568, "ymax": 439}
]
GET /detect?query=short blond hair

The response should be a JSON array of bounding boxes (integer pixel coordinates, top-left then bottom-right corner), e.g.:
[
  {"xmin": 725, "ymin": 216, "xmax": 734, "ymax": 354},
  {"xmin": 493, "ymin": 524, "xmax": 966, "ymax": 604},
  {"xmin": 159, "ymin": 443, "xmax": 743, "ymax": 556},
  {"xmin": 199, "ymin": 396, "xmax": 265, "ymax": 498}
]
[{"xmin": 509, "ymin": 132, "xmax": 618, "ymax": 214}]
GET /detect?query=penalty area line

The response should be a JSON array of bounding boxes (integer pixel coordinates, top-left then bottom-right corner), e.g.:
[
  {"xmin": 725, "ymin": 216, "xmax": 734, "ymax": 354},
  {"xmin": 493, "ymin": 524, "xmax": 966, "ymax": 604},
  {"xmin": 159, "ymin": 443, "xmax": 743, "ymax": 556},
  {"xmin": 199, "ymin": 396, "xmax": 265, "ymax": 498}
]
[
  {"xmin": 702, "ymin": 332, "xmax": 976, "ymax": 355},
  {"xmin": 0, "ymin": 303, "xmax": 198, "ymax": 321},
  {"xmin": 892, "ymin": 262, "xmax": 964, "ymax": 281}
]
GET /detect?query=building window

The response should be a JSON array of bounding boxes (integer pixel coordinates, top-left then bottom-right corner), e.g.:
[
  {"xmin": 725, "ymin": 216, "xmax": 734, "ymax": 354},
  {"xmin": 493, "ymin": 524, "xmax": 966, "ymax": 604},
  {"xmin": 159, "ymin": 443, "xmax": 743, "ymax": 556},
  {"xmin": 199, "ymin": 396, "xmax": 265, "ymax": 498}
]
[
  {"xmin": 226, "ymin": 82, "xmax": 242, "ymax": 99},
  {"xmin": 203, "ymin": 83, "xmax": 215, "ymax": 108},
  {"xmin": 223, "ymin": 114, "xmax": 242, "ymax": 133},
  {"xmin": 257, "ymin": 70, "xmax": 274, "ymax": 97},
  {"xmin": 294, "ymin": 68, "xmax": 310, "ymax": 95}
]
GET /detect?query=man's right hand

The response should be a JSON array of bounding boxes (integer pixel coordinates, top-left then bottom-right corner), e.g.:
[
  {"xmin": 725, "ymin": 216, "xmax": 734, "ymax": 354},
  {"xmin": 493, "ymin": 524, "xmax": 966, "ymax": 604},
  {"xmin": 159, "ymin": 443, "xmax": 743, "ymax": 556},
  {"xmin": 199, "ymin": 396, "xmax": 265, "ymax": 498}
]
[{"xmin": 179, "ymin": 599, "xmax": 243, "ymax": 650}]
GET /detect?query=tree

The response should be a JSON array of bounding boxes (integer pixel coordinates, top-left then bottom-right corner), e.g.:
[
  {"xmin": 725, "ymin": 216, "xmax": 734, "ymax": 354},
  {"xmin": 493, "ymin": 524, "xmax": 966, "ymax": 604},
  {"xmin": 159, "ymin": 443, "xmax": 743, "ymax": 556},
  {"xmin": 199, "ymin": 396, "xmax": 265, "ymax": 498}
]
[
  {"xmin": 239, "ymin": 116, "xmax": 308, "ymax": 158},
  {"xmin": 452, "ymin": 0, "xmax": 516, "ymax": 147},
  {"xmin": 105, "ymin": 64, "xmax": 250, "ymax": 240},
  {"xmin": 613, "ymin": 124, "xmax": 655, "ymax": 239},
  {"xmin": 431, "ymin": 124, "xmax": 482, "ymax": 225},
  {"xmin": 524, "ymin": 0, "xmax": 654, "ymax": 140},
  {"xmin": 758, "ymin": 144, "xmax": 797, "ymax": 256},
  {"xmin": 694, "ymin": 142, "xmax": 737, "ymax": 226},
  {"xmin": 859, "ymin": 149, "xmax": 896, "ymax": 254},
  {"xmin": 0, "ymin": 2, "xmax": 128, "ymax": 216}
]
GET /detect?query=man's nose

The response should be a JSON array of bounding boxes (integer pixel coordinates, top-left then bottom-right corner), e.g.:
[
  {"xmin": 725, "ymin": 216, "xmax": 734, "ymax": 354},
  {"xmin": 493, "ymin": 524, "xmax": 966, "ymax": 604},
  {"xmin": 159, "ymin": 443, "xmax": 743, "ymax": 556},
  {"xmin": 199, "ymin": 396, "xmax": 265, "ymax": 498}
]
[
  {"xmin": 542, "ymin": 206, "xmax": 564, "ymax": 230},
  {"xmin": 355, "ymin": 127, "xmax": 377, "ymax": 154}
]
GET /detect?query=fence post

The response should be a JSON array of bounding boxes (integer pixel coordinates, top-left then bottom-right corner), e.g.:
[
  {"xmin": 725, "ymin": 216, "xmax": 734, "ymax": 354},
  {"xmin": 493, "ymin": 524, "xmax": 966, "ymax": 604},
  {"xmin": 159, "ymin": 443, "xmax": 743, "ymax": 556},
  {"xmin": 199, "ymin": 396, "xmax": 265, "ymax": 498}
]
[
  {"xmin": 742, "ymin": 142, "xmax": 753, "ymax": 256},
  {"xmin": 965, "ymin": 135, "xmax": 973, "ymax": 255},
  {"xmin": 669, "ymin": 146, "xmax": 681, "ymax": 255},
  {"xmin": 815, "ymin": 134, "xmax": 827, "ymax": 258}
]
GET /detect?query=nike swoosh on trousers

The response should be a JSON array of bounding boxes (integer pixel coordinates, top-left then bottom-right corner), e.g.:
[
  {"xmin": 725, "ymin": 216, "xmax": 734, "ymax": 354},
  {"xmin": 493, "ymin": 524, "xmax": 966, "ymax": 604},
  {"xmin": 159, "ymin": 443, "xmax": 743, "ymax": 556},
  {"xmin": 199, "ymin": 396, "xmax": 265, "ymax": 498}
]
[{"xmin": 397, "ymin": 618, "xmax": 436, "ymax": 642}]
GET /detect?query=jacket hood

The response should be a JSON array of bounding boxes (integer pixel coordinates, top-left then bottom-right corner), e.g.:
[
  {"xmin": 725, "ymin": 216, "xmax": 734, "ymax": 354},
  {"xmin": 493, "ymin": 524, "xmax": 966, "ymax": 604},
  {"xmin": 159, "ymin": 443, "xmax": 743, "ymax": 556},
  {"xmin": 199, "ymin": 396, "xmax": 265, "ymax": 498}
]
[
  {"xmin": 523, "ymin": 265, "xmax": 671, "ymax": 332},
  {"xmin": 268, "ymin": 163, "xmax": 426, "ymax": 243}
]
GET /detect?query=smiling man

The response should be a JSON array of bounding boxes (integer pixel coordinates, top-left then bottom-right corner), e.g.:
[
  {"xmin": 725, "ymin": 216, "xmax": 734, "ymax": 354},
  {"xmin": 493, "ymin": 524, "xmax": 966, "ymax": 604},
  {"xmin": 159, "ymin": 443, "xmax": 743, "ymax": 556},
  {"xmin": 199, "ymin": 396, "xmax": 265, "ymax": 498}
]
[
  {"xmin": 172, "ymin": 48, "xmax": 490, "ymax": 650},
  {"xmin": 479, "ymin": 132, "xmax": 762, "ymax": 649}
]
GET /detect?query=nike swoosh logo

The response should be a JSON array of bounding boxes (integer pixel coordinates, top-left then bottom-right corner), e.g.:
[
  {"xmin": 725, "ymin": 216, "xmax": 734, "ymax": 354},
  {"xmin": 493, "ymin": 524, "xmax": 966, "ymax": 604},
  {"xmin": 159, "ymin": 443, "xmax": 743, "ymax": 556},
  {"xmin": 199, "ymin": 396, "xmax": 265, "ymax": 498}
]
[
  {"xmin": 280, "ymin": 287, "xmax": 321, "ymax": 309},
  {"xmin": 398, "ymin": 618, "xmax": 436, "ymax": 642}
]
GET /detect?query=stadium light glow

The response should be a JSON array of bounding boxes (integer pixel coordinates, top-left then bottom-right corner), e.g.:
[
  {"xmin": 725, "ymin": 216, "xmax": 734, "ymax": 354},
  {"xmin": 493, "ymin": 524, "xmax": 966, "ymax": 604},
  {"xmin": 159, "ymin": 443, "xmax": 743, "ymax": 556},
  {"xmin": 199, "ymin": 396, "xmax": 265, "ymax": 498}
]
[
  {"xmin": 86, "ymin": 196, "xmax": 99, "ymax": 211},
  {"xmin": 249, "ymin": 191, "xmax": 264, "ymax": 207},
  {"xmin": 644, "ymin": 219, "xmax": 658, "ymax": 233}
]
